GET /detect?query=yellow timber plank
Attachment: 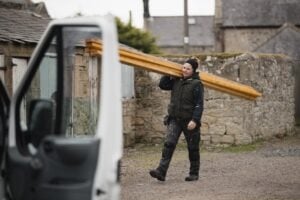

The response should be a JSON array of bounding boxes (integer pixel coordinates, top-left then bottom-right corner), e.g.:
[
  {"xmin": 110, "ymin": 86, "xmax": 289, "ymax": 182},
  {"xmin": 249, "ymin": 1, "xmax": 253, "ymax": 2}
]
[{"xmin": 86, "ymin": 40, "xmax": 262, "ymax": 100}]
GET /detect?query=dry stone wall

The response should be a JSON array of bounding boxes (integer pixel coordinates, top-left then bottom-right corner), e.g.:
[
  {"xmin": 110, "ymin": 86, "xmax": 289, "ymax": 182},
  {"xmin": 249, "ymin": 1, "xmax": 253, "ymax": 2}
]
[{"xmin": 127, "ymin": 53, "xmax": 295, "ymax": 147}]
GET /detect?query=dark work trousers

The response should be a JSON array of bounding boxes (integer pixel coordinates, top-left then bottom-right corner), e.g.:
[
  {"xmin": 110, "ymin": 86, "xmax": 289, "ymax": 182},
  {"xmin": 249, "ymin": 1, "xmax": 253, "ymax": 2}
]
[{"xmin": 157, "ymin": 118, "xmax": 201, "ymax": 177}]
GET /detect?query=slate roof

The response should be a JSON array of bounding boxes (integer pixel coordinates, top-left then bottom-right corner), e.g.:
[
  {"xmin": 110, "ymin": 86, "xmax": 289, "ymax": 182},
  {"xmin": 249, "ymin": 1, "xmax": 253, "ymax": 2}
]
[
  {"xmin": 0, "ymin": 0, "xmax": 23, "ymax": 3},
  {"xmin": 0, "ymin": 7, "xmax": 50, "ymax": 44},
  {"xmin": 148, "ymin": 16, "xmax": 214, "ymax": 47},
  {"xmin": 222, "ymin": 0, "xmax": 300, "ymax": 27},
  {"xmin": 255, "ymin": 24, "xmax": 300, "ymax": 59}
]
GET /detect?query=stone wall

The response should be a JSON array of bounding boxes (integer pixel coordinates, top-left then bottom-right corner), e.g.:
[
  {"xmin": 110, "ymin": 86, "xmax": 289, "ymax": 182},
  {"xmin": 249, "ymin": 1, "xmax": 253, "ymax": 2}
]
[
  {"xmin": 159, "ymin": 46, "xmax": 214, "ymax": 55},
  {"xmin": 128, "ymin": 53, "xmax": 296, "ymax": 146},
  {"xmin": 224, "ymin": 29, "xmax": 278, "ymax": 52}
]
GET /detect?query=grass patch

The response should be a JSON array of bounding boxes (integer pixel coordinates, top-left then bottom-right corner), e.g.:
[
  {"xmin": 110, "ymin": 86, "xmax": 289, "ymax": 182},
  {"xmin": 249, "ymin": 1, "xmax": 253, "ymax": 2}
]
[
  {"xmin": 222, "ymin": 143, "xmax": 259, "ymax": 153},
  {"xmin": 212, "ymin": 139, "xmax": 265, "ymax": 153},
  {"xmin": 122, "ymin": 139, "xmax": 266, "ymax": 169},
  {"xmin": 127, "ymin": 139, "xmax": 265, "ymax": 155},
  {"xmin": 131, "ymin": 143, "xmax": 163, "ymax": 153}
]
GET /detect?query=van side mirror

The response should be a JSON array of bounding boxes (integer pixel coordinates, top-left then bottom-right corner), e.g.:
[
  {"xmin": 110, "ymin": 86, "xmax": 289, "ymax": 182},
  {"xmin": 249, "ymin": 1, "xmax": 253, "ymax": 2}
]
[{"xmin": 28, "ymin": 99, "xmax": 54, "ymax": 147}]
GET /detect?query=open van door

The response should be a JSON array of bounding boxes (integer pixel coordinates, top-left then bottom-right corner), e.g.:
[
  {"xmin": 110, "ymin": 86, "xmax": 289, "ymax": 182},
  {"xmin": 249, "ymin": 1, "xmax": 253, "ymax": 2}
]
[
  {"xmin": 5, "ymin": 15, "xmax": 123, "ymax": 200},
  {"xmin": 0, "ymin": 80, "xmax": 9, "ymax": 184},
  {"xmin": 0, "ymin": 67, "xmax": 10, "ymax": 198}
]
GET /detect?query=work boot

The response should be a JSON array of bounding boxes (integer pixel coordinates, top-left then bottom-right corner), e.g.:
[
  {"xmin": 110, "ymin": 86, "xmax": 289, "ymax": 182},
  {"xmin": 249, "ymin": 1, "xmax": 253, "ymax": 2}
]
[
  {"xmin": 185, "ymin": 174, "xmax": 199, "ymax": 181},
  {"xmin": 149, "ymin": 169, "xmax": 165, "ymax": 181}
]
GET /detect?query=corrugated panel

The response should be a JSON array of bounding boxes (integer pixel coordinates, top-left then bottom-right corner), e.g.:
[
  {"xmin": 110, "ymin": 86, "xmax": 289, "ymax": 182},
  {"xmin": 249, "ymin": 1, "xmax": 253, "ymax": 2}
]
[{"xmin": 121, "ymin": 63, "xmax": 135, "ymax": 99}]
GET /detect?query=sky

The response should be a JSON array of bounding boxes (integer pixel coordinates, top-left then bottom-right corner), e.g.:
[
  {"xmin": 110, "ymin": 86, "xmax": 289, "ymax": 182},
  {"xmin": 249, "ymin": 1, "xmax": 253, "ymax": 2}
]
[{"xmin": 32, "ymin": 0, "xmax": 215, "ymax": 28}]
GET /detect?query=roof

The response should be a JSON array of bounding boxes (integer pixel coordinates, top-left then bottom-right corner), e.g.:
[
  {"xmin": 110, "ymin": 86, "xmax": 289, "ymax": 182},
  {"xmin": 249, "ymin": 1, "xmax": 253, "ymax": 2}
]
[
  {"xmin": 0, "ymin": 7, "xmax": 50, "ymax": 44},
  {"xmin": 148, "ymin": 16, "xmax": 215, "ymax": 47},
  {"xmin": 0, "ymin": 0, "xmax": 24, "ymax": 3},
  {"xmin": 255, "ymin": 24, "xmax": 300, "ymax": 59},
  {"xmin": 222, "ymin": 0, "xmax": 300, "ymax": 27}
]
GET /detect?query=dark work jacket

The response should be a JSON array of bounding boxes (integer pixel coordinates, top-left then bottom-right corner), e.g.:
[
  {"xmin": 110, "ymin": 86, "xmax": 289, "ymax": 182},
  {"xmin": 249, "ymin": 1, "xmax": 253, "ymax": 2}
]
[{"xmin": 159, "ymin": 72, "xmax": 204, "ymax": 123}]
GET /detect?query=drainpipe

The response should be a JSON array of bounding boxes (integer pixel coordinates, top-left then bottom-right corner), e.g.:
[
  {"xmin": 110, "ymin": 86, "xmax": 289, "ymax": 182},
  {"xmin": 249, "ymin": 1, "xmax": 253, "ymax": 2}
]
[
  {"xmin": 184, "ymin": 0, "xmax": 189, "ymax": 54},
  {"xmin": 143, "ymin": 0, "xmax": 151, "ymax": 30}
]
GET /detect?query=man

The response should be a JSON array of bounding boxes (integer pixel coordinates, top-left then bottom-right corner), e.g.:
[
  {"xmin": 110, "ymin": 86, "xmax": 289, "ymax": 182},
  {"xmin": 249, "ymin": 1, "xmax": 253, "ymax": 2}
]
[{"xmin": 149, "ymin": 58, "xmax": 204, "ymax": 182}]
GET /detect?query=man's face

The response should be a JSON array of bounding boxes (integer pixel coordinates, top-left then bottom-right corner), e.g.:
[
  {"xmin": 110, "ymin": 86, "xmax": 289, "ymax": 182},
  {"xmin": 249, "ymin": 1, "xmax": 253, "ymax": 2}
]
[{"xmin": 182, "ymin": 63, "xmax": 193, "ymax": 78}]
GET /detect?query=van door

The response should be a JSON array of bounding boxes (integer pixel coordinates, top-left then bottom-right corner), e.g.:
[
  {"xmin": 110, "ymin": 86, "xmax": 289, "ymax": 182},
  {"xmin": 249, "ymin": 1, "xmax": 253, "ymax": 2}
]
[
  {"xmin": 6, "ymin": 16, "xmax": 123, "ymax": 200},
  {"xmin": 0, "ymin": 78, "xmax": 9, "ymax": 198},
  {"xmin": 0, "ymin": 79, "xmax": 9, "ymax": 164}
]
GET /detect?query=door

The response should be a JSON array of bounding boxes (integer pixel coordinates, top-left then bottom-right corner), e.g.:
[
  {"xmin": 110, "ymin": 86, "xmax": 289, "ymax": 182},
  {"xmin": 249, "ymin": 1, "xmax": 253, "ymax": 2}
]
[
  {"xmin": 0, "ymin": 78, "xmax": 10, "ymax": 199},
  {"xmin": 12, "ymin": 58, "xmax": 28, "ymax": 126},
  {"xmin": 5, "ymin": 16, "xmax": 123, "ymax": 200},
  {"xmin": 12, "ymin": 58, "xmax": 28, "ymax": 92}
]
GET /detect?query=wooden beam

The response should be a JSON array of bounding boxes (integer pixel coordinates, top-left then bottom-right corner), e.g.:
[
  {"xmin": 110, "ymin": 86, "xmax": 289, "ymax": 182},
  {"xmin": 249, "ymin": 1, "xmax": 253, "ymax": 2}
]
[{"xmin": 86, "ymin": 40, "xmax": 262, "ymax": 100}]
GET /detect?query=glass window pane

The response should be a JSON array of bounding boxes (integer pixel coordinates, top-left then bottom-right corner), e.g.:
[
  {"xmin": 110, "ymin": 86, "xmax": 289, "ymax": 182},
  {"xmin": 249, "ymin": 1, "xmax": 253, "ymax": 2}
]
[
  {"xmin": 61, "ymin": 26, "xmax": 102, "ymax": 138},
  {"xmin": 19, "ymin": 37, "xmax": 57, "ymax": 150}
]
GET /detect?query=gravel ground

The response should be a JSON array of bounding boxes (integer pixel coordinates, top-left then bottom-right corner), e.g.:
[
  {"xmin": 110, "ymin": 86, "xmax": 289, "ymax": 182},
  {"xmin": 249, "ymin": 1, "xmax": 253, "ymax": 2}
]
[{"xmin": 121, "ymin": 134, "xmax": 300, "ymax": 200}]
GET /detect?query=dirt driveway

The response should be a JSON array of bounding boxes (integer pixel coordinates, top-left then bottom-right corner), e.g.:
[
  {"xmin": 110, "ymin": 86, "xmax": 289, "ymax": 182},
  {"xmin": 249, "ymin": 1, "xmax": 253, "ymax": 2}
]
[{"xmin": 121, "ymin": 134, "xmax": 300, "ymax": 200}]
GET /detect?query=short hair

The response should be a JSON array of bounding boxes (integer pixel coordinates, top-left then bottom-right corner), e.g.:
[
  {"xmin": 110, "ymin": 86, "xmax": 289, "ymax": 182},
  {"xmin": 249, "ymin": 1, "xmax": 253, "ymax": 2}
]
[{"xmin": 185, "ymin": 58, "xmax": 198, "ymax": 72}]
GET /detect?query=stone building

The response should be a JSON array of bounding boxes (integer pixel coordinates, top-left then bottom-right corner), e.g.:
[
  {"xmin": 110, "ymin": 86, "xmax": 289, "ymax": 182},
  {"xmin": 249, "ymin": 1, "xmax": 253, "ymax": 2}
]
[
  {"xmin": 215, "ymin": 0, "xmax": 300, "ymax": 57},
  {"xmin": 0, "ymin": 0, "xmax": 50, "ymax": 95},
  {"xmin": 215, "ymin": 0, "xmax": 300, "ymax": 125},
  {"xmin": 145, "ymin": 0, "xmax": 300, "ymax": 61},
  {"xmin": 146, "ymin": 16, "xmax": 215, "ymax": 54}
]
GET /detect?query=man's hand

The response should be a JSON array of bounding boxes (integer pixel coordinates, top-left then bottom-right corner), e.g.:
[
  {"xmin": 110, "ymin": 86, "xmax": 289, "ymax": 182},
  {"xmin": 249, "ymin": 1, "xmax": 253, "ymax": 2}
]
[{"xmin": 187, "ymin": 120, "xmax": 196, "ymax": 130}]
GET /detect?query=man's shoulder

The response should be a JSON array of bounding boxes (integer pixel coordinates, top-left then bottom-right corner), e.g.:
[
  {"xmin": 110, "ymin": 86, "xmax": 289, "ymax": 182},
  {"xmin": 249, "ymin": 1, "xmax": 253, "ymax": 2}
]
[{"xmin": 191, "ymin": 78, "xmax": 201, "ymax": 84}]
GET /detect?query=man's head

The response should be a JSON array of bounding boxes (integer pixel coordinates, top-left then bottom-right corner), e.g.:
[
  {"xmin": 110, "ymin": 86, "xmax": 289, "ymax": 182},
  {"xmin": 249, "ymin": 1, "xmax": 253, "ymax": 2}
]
[
  {"xmin": 185, "ymin": 58, "xmax": 198, "ymax": 72},
  {"xmin": 182, "ymin": 58, "xmax": 198, "ymax": 78}
]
